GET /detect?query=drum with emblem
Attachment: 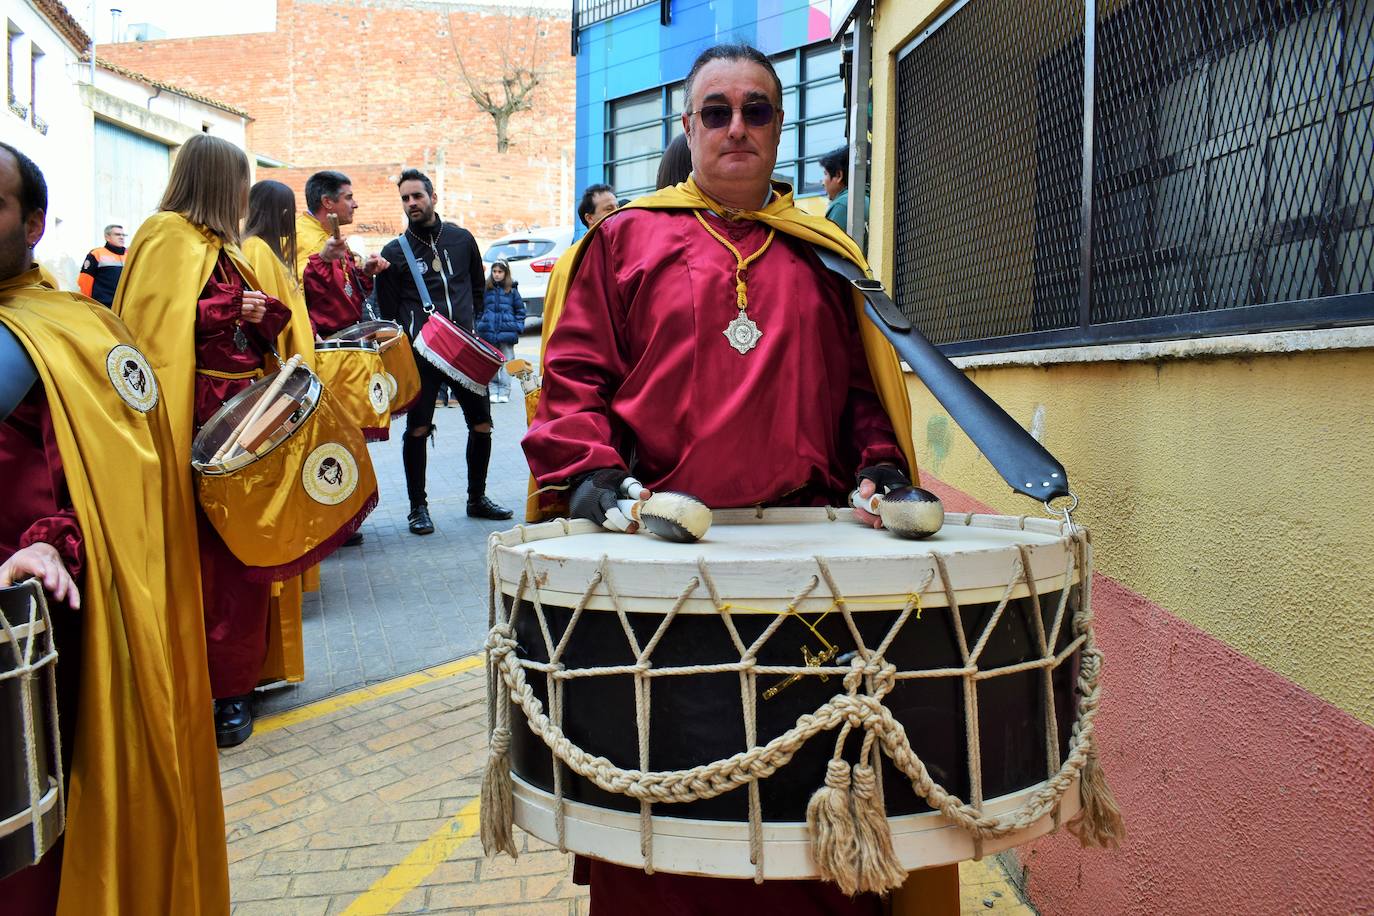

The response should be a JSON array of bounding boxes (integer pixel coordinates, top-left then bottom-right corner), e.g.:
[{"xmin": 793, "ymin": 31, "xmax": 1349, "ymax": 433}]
[
  {"xmin": 191, "ymin": 363, "xmax": 378, "ymax": 581},
  {"xmin": 328, "ymin": 320, "xmax": 421, "ymax": 415},
  {"xmin": 0, "ymin": 579, "xmax": 64, "ymax": 881},
  {"xmin": 314, "ymin": 337, "xmax": 392, "ymax": 442},
  {"xmin": 486, "ymin": 509, "xmax": 1102, "ymax": 881}
]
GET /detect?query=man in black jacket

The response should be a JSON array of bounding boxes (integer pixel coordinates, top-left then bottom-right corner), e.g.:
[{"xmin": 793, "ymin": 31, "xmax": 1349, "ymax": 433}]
[{"xmin": 375, "ymin": 168, "xmax": 512, "ymax": 533}]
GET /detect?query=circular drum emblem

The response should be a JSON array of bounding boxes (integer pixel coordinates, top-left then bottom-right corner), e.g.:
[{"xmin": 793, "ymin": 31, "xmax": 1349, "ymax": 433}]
[
  {"xmin": 301, "ymin": 442, "xmax": 360, "ymax": 506},
  {"xmin": 106, "ymin": 344, "xmax": 159, "ymax": 412},
  {"xmin": 367, "ymin": 372, "xmax": 390, "ymax": 415},
  {"xmin": 384, "ymin": 372, "xmax": 398, "ymax": 400}
]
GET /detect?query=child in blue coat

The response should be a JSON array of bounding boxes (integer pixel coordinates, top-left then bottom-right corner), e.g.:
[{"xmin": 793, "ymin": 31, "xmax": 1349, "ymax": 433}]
[{"xmin": 476, "ymin": 259, "xmax": 526, "ymax": 402}]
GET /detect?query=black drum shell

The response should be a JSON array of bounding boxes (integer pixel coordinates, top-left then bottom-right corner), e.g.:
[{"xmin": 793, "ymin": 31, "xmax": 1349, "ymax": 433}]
[
  {"xmin": 0, "ymin": 582, "xmax": 64, "ymax": 880},
  {"xmin": 508, "ymin": 591, "xmax": 1080, "ymax": 822}
]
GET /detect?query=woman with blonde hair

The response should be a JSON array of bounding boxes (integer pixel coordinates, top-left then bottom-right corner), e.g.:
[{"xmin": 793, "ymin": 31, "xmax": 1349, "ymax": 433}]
[{"xmin": 114, "ymin": 133, "xmax": 290, "ymax": 748}]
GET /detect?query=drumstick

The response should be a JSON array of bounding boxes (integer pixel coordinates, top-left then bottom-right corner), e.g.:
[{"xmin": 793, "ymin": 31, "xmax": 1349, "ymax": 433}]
[
  {"xmin": 615, "ymin": 479, "xmax": 712, "ymax": 542},
  {"xmin": 850, "ymin": 486, "xmax": 944, "ymax": 539},
  {"xmin": 213, "ymin": 355, "xmax": 302, "ymax": 462},
  {"xmin": 327, "ymin": 213, "xmax": 341, "ymax": 239}
]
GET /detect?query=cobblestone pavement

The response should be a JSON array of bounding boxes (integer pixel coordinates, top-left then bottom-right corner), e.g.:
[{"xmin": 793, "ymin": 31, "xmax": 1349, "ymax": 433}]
[
  {"xmin": 256, "ymin": 333, "xmax": 543, "ymax": 718},
  {"xmin": 225, "ymin": 657, "xmax": 1032, "ymax": 915}
]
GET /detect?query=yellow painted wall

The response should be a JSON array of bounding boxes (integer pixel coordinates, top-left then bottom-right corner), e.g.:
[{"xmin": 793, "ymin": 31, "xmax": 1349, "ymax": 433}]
[
  {"xmin": 906, "ymin": 350, "xmax": 1374, "ymax": 724},
  {"xmin": 868, "ymin": 0, "xmax": 1374, "ymax": 724}
]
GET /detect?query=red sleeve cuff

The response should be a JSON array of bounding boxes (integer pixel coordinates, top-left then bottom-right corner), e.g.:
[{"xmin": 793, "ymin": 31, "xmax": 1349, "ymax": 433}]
[{"xmin": 19, "ymin": 512, "xmax": 84, "ymax": 582}]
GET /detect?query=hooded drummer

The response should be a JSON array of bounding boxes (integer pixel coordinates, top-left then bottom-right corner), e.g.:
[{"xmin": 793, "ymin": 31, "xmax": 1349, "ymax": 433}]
[
  {"xmin": 0, "ymin": 143, "xmax": 229, "ymax": 915},
  {"xmin": 522, "ymin": 42, "xmax": 919, "ymax": 916}
]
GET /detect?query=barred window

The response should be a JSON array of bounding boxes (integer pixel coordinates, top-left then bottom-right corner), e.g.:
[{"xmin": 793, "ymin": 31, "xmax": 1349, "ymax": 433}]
[
  {"xmin": 895, "ymin": 0, "xmax": 1374, "ymax": 355},
  {"xmin": 602, "ymin": 42, "xmax": 850, "ymax": 200},
  {"xmin": 575, "ymin": 0, "xmax": 655, "ymax": 30}
]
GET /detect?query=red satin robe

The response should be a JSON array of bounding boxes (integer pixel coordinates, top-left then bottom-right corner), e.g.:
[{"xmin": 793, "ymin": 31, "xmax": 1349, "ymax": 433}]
[
  {"xmin": 0, "ymin": 386, "xmax": 83, "ymax": 916},
  {"xmin": 524, "ymin": 208, "xmax": 905, "ymax": 506},
  {"xmin": 303, "ymin": 253, "xmax": 371, "ymax": 337},
  {"xmin": 525, "ymin": 208, "xmax": 894, "ymax": 914},
  {"xmin": 196, "ymin": 255, "xmax": 290, "ymax": 698}
]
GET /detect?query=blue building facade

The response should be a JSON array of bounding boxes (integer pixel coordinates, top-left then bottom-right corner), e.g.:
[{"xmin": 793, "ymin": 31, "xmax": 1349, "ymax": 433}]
[{"xmin": 573, "ymin": 0, "xmax": 848, "ymax": 225}]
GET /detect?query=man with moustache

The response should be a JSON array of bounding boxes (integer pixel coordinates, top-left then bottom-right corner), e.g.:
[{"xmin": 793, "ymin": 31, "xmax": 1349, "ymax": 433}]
[
  {"xmin": 374, "ymin": 168, "xmax": 512, "ymax": 534},
  {"xmin": 522, "ymin": 43, "xmax": 918, "ymax": 914}
]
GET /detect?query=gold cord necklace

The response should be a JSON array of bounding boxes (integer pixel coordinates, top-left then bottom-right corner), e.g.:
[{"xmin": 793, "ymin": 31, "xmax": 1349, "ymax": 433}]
[{"xmin": 693, "ymin": 209, "xmax": 776, "ymax": 354}]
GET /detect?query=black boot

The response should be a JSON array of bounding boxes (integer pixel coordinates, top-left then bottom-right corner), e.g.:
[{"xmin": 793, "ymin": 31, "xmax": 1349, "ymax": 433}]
[
  {"xmin": 214, "ymin": 694, "xmax": 254, "ymax": 748},
  {"xmin": 408, "ymin": 503, "xmax": 435, "ymax": 535},
  {"xmin": 467, "ymin": 495, "xmax": 513, "ymax": 520},
  {"xmin": 402, "ymin": 431, "xmax": 430, "ymax": 511}
]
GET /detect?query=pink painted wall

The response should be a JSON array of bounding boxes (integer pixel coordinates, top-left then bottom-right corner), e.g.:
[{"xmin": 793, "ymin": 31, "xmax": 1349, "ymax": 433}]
[{"xmin": 921, "ymin": 475, "xmax": 1374, "ymax": 915}]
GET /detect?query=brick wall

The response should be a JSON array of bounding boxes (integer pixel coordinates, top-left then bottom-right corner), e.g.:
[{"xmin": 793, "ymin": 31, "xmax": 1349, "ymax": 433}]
[{"xmin": 102, "ymin": 0, "xmax": 575, "ymax": 248}]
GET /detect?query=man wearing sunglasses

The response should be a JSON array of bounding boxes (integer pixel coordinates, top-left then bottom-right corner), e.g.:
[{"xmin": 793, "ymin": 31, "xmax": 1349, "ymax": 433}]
[{"xmin": 522, "ymin": 42, "xmax": 916, "ymax": 916}]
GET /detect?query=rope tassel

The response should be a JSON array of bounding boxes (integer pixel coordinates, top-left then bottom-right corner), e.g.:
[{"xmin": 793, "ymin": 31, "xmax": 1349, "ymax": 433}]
[
  {"xmin": 1067, "ymin": 746, "xmax": 1124, "ymax": 849},
  {"xmin": 807, "ymin": 757, "xmax": 861, "ymax": 896},
  {"xmin": 849, "ymin": 762, "xmax": 907, "ymax": 894},
  {"xmin": 480, "ymin": 725, "xmax": 518, "ymax": 857}
]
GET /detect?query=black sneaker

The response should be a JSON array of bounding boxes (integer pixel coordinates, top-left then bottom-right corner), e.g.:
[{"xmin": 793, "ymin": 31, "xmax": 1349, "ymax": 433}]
[
  {"xmin": 467, "ymin": 495, "xmax": 513, "ymax": 520},
  {"xmin": 214, "ymin": 694, "xmax": 254, "ymax": 748},
  {"xmin": 408, "ymin": 504, "xmax": 435, "ymax": 535},
  {"xmin": 343, "ymin": 531, "xmax": 364, "ymax": 546}
]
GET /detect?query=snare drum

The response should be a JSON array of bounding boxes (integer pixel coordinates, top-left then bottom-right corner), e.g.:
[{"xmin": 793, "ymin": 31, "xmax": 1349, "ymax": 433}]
[
  {"xmin": 328, "ymin": 320, "xmax": 421, "ymax": 415},
  {"xmin": 0, "ymin": 580, "xmax": 64, "ymax": 881},
  {"xmin": 314, "ymin": 338, "xmax": 391, "ymax": 441},
  {"xmin": 487, "ymin": 509, "xmax": 1098, "ymax": 881},
  {"xmin": 413, "ymin": 312, "xmax": 504, "ymax": 394},
  {"xmin": 192, "ymin": 364, "xmax": 378, "ymax": 582}
]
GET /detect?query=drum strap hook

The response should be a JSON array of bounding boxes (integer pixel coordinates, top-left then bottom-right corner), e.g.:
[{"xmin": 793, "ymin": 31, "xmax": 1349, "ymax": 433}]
[{"xmin": 1044, "ymin": 491, "xmax": 1080, "ymax": 532}]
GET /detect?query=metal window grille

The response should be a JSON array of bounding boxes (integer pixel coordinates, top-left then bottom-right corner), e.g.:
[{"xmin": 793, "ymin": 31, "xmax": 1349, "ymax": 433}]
[
  {"xmin": 576, "ymin": 0, "xmax": 656, "ymax": 28},
  {"xmin": 894, "ymin": 0, "xmax": 1374, "ymax": 355}
]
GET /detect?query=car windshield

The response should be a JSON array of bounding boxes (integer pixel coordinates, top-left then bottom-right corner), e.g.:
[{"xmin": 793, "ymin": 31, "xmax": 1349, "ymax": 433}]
[{"xmin": 485, "ymin": 239, "xmax": 555, "ymax": 262}]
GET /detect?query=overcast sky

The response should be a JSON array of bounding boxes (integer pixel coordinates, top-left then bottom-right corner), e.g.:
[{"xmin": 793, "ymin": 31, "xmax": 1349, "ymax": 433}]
[{"xmin": 81, "ymin": 0, "xmax": 568, "ymax": 42}]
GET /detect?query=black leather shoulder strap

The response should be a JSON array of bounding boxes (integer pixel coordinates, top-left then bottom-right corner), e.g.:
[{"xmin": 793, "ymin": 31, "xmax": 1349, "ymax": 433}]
[{"xmin": 809, "ymin": 242, "xmax": 1071, "ymax": 503}]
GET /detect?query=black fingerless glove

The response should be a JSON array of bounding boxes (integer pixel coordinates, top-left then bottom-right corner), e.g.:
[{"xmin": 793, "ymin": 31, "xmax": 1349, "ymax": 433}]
[
  {"xmin": 569, "ymin": 468, "xmax": 629, "ymax": 526},
  {"xmin": 856, "ymin": 464, "xmax": 911, "ymax": 495}
]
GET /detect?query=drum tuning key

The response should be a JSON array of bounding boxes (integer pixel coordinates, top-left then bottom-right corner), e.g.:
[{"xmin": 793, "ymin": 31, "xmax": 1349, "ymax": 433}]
[{"xmin": 762, "ymin": 646, "xmax": 858, "ymax": 701}]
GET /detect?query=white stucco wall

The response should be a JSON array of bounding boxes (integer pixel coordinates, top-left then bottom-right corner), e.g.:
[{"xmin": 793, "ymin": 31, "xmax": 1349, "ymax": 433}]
[
  {"xmin": 1, "ymin": 0, "xmax": 249, "ymax": 289},
  {"xmin": 2, "ymin": 0, "xmax": 95, "ymax": 289}
]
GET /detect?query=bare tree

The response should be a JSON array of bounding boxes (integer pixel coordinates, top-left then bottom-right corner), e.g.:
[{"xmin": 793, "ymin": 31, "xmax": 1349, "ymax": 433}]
[{"xmin": 443, "ymin": 4, "xmax": 549, "ymax": 153}]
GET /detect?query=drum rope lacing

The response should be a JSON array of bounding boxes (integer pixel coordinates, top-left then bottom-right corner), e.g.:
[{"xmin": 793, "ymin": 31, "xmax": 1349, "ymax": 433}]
[
  {"xmin": 481, "ymin": 517, "xmax": 1123, "ymax": 893},
  {"xmin": 0, "ymin": 581, "xmax": 65, "ymax": 854}
]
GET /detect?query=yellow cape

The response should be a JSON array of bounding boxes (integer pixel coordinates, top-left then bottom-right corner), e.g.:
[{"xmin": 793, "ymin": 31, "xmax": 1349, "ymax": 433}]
[
  {"xmin": 295, "ymin": 212, "xmax": 330, "ymax": 283},
  {"xmin": 0, "ymin": 270, "xmax": 229, "ymax": 915},
  {"xmin": 113, "ymin": 212, "xmax": 266, "ymax": 474},
  {"xmin": 240, "ymin": 235, "xmax": 311, "ymax": 684},
  {"xmin": 529, "ymin": 176, "xmax": 917, "ymax": 521},
  {"xmin": 243, "ymin": 234, "xmax": 316, "ymax": 369}
]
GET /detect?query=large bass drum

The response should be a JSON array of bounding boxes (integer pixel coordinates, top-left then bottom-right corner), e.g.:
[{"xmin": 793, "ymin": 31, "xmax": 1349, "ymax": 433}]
[{"xmin": 487, "ymin": 508, "xmax": 1097, "ymax": 880}]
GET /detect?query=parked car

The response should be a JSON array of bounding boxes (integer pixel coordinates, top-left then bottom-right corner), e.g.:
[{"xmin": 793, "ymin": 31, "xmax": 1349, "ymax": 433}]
[{"xmin": 482, "ymin": 226, "xmax": 574, "ymax": 328}]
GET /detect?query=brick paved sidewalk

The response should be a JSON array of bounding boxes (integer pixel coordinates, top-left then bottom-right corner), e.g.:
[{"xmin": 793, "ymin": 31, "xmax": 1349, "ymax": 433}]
[{"xmin": 223, "ymin": 656, "xmax": 1033, "ymax": 915}]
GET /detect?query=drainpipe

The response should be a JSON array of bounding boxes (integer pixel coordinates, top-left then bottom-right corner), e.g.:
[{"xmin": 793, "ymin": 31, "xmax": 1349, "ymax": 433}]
[
  {"xmin": 88, "ymin": 0, "xmax": 96, "ymax": 83},
  {"xmin": 846, "ymin": 0, "xmax": 872, "ymax": 253}
]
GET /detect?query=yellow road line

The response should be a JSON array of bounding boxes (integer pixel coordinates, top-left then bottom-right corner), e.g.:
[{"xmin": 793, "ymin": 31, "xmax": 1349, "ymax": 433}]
[
  {"xmin": 255, "ymin": 654, "xmax": 484, "ymax": 736},
  {"xmin": 340, "ymin": 797, "xmax": 483, "ymax": 916}
]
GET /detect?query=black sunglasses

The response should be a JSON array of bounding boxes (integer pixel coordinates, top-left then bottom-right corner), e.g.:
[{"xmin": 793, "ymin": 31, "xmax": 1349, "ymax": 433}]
[{"xmin": 691, "ymin": 101, "xmax": 778, "ymax": 130}]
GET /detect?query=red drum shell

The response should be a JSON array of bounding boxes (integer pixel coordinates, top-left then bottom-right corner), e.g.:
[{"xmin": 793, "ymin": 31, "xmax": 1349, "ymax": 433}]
[{"xmin": 413, "ymin": 312, "xmax": 504, "ymax": 394}]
